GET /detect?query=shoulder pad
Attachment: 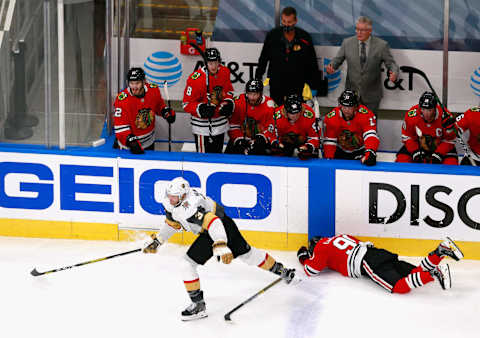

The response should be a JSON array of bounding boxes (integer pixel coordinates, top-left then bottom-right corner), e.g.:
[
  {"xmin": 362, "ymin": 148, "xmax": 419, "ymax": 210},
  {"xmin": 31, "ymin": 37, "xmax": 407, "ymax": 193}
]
[
  {"xmin": 326, "ymin": 110, "xmax": 336, "ymax": 118},
  {"xmin": 303, "ymin": 109, "xmax": 314, "ymax": 118},
  {"xmin": 191, "ymin": 72, "xmax": 201, "ymax": 80},
  {"xmin": 117, "ymin": 92, "xmax": 128, "ymax": 101},
  {"xmin": 470, "ymin": 106, "xmax": 480, "ymax": 112},
  {"xmin": 407, "ymin": 109, "xmax": 417, "ymax": 117},
  {"xmin": 358, "ymin": 107, "xmax": 369, "ymax": 114},
  {"xmin": 149, "ymin": 83, "xmax": 158, "ymax": 88}
]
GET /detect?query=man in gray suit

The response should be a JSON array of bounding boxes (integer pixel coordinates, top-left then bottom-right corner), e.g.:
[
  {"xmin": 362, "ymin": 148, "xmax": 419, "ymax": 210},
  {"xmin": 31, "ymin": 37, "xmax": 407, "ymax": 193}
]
[{"xmin": 326, "ymin": 16, "xmax": 398, "ymax": 114}]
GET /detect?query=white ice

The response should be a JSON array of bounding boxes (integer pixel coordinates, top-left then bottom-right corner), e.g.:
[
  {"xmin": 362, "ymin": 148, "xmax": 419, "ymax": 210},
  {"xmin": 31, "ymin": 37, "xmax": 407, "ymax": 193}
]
[{"xmin": 2, "ymin": 236, "xmax": 479, "ymax": 338}]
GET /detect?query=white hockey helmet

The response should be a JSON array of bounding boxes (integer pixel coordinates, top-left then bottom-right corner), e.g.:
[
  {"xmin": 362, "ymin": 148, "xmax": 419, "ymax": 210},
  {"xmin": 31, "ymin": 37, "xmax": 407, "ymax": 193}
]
[{"xmin": 166, "ymin": 177, "xmax": 190, "ymax": 199}]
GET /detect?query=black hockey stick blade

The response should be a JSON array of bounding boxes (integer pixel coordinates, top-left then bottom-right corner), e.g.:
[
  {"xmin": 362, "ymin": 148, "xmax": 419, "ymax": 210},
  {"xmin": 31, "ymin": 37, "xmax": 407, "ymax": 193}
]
[
  {"xmin": 400, "ymin": 65, "xmax": 426, "ymax": 78},
  {"xmin": 30, "ymin": 268, "xmax": 42, "ymax": 276}
]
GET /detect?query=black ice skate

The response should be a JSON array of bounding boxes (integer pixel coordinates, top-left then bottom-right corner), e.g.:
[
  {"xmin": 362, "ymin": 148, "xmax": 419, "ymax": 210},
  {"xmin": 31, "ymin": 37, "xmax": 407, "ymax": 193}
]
[
  {"xmin": 432, "ymin": 237, "xmax": 464, "ymax": 261},
  {"xmin": 181, "ymin": 300, "xmax": 207, "ymax": 321},
  {"xmin": 431, "ymin": 264, "xmax": 451, "ymax": 290}
]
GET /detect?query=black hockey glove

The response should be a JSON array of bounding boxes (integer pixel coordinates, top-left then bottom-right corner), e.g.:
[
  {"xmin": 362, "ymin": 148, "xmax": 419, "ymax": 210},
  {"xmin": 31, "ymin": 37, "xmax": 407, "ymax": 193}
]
[
  {"xmin": 198, "ymin": 103, "xmax": 216, "ymax": 119},
  {"xmin": 219, "ymin": 100, "xmax": 234, "ymax": 118},
  {"xmin": 361, "ymin": 149, "xmax": 377, "ymax": 166},
  {"xmin": 297, "ymin": 143, "xmax": 316, "ymax": 160},
  {"xmin": 297, "ymin": 246, "xmax": 310, "ymax": 264},
  {"xmin": 250, "ymin": 134, "xmax": 268, "ymax": 155},
  {"xmin": 160, "ymin": 107, "xmax": 176, "ymax": 124},
  {"xmin": 442, "ymin": 112, "xmax": 456, "ymax": 130},
  {"xmin": 270, "ymin": 140, "xmax": 285, "ymax": 155},
  {"xmin": 126, "ymin": 134, "xmax": 144, "ymax": 154},
  {"xmin": 412, "ymin": 149, "xmax": 425, "ymax": 163},
  {"xmin": 233, "ymin": 138, "xmax": 251, "ymax": 155},
  {"xmin": 431, "ymin": 152, "xmax": 443, "ymax": 164}
]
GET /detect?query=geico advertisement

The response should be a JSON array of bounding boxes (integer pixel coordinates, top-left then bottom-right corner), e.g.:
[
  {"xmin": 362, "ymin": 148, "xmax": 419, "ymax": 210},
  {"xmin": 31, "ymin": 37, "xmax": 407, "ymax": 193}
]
[
  {"xmin": 336, "ymin": 169, "xmax": 480, "ymax": 241},
  {"xmin": 0, "ymin": 152, "xmax": 308, "ymax": 233}
]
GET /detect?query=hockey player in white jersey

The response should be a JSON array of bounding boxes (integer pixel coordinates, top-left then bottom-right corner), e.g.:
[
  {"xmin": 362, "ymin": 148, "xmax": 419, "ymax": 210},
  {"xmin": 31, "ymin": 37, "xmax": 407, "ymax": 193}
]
[{"xmin": 143, "ymin": 177, "xmax": 298, "ymax": 321}]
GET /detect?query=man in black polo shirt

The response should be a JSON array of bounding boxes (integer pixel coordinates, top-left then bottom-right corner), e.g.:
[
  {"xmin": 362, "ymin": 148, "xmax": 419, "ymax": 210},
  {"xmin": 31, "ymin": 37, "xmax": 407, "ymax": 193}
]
[{"xmin": 255, "ymin": 6, "xmax": 321, "ymax": 106}]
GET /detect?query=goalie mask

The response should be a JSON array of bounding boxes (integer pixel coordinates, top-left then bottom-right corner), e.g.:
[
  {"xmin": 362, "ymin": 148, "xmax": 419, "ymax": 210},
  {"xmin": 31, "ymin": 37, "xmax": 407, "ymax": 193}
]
[{"xmin": 166, "ymin": 177, "xmax": 190, "ymax": 206}]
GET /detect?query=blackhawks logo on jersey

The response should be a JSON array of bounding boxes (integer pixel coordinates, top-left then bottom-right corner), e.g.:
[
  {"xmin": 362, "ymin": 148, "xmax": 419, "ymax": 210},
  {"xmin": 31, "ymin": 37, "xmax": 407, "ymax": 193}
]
[
  {"xmin": 191, "ymin": 72, "xmax": 201, "ymax": 80},
  {"xmin": 358, "ymin": 107, "xmax": 369, "ymax": 114},
  {"xmin": 118, "ymin": 92, "xmax": 127, "ymax": 101},
  {"xmin": 407, "ymin": 109, "xmax": 417, "ymax": 117},
  {"xmin": 471, "ymin": 106, "xmax": 480, "ymax": 112},
  {"xmin": 303, "ymin": 110, "xmax": 314, "ymax": 118},
  {"xmin": 419, "ymin": 134, "xmax": 440, "ymax": 153},
  {"xmin": 210, "ymin": 85, "xmax": 225, "ymax": 105},
  {"xmin": 243, "ymin": 116, "xmax": 263, "ymax": 139},
  {"xmin": 280, "ymin": 132, "xmax": 306, "ymax": 156},
  {"xmin": 135, "ymin": 108, "xmax": 154, "ymax": 129},
  {"xmin": 150, "ymin": 83, "xmax": 158, "ymax": 88},
  {"xmin": 338, "ymin": 129, "xmax": 362, "ymax": 151}
]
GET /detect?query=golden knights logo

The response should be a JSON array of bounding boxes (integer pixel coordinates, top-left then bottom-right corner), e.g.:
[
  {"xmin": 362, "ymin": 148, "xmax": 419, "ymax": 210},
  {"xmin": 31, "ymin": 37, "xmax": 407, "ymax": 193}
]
[
  {"xmin": 338, "ymin": 129, "xmax": 362, "ymax": 151},
  {"xmin": 135, "ymin": 108, "xmax": 154, "ymax": 129}
]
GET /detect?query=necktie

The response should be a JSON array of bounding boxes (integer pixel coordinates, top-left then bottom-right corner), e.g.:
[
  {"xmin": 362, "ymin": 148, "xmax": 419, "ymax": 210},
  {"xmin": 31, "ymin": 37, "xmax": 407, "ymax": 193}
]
[{"xmin": 360, "ymin": 42, "xmax": 366, "ymax": 68}]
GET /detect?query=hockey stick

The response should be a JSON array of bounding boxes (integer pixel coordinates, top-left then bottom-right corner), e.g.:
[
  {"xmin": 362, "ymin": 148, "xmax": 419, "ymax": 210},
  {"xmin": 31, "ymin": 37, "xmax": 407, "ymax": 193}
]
[
  {"xmin": 401, "ymin": 65, "xmax": 476, "ymax": 165},
  {"xmin": 313, "ymin": 97, "xmax": 323, "ymax": 158},
  {"xmin": 189, "ymin": 42, "xmax": 213, "ymax": 137},
  {"xmin": 224, "ymin": 277, "xmax": 283, "ymax": 321},
  {"xmin": 163, "ymin": 80, "xmax": 172, "ymax": 152},
  {"xmin": 30, "ymin": 248, "xmax": 141, "ymax": 276}
]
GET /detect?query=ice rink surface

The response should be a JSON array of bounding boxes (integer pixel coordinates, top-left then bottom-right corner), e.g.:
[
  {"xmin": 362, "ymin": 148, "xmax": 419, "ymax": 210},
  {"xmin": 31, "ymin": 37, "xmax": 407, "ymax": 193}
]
[{"xmin": 2, "ymin": 236, "xmax": 479, "ymax": 338}]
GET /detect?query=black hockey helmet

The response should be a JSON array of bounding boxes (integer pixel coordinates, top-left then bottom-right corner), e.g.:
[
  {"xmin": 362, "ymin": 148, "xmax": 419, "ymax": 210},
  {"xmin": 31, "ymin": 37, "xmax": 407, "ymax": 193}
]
[
  {"xmin": 127, "ymin": 67, "xmax": 146, "ymax": 82},
  {"xmin": 419, "ymin": 91, "xmax": 436, "ymax": 109},
  {"xmin": 338, "ymin": 89, "xmax": 358, "ymax": 107},
  {"xmin": 245, "ymin": 79, "xmax": 263, "ymax": 93},
  {"xmin": 284, "ymin": 94, "xmax": 303, "ymax": 114},
  {"xmin": 205, "ymin": 48, "xmax": 221, "ymax": 62}
]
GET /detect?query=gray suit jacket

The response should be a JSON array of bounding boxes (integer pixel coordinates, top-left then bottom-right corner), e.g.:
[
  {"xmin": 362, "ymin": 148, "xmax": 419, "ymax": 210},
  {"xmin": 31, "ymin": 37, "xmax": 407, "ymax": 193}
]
[{"xmin": 331, "ymin": 36, "xmax": 398, "ymax": 104}]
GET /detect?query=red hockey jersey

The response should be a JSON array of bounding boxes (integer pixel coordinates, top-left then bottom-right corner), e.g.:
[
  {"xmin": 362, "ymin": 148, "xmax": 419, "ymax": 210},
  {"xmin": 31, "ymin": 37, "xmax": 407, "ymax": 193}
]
[
  {"xmin": 182, "ymin": 65, "xmax": 234, "ymax": 136},
  {"xmin": 401, "ymin": 104, "xmax": 456, "ymax": 155},
  {"xmin": 302, "ymin": 234, "xmax": 369, "ymax": 278},
  {"xmin": 456, "ymin": 106, "xmax": 480, "ymax": 158},
  {"xmin": 113, "ymin": 83, "xmax": 166, "ymax": 149},
  {"xmin": 323, "ymin": 105, "xmax": 379, "ymax": 159},
  {"xmin": 228, "ymin": 94, "xmax": 276, "ymax": 142},
  {"xmin": 263, "ymin": 103, "xmax": 320, "ymax": 150}
]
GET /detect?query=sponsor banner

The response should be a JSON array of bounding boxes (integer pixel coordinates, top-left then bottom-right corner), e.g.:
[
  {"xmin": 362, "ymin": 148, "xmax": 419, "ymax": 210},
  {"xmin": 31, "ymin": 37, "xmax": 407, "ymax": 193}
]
[
  {"xmin": 336, "ymin": 169, "xmax": 480, "ymax": 241},
  {"xmin": 0, "ymin": 152, "xmax": 308, "ymax": 234},
  {"xmin": 130, "ymin": 39, "xmax": 479, "ymax": 113}
]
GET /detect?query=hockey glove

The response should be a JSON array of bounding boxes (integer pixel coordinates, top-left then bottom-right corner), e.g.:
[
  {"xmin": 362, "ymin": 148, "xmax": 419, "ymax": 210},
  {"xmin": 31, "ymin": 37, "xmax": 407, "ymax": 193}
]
[
  {"xmin": 412, "ymin": 149, "xmax": 425, "ymax": 163},
  {"xmin": 219, "ymin": 100, "xmax": 234, "ymax": 118},
  {"xmin": 270, "ymin": 140, "xmax": 285, "ymax": 155},
  {"xmin": 442, "ymin": 112, "xmax": 456, "ymax": 130},
  {"xmin": 361, "ymin": 149, "xmax": 377, "ymax": 166},
  {"xmin": 297, "ymin": 143, "xmax": 316, "ymax": 160},
  {"xmin": 431, "ymin": 152, "xmax": 443, "ymax": 164},
  {"xmin": 297, "ymin": 246, "xmax": 310, "ymax": 264},
  {"xmin": 198, "ymin": 103, "xmax": 216, "ymax": 119},
  {"xmin": 212, "ymin": 241, "xmax": 233, "ymax": 264},
  {"xmin": 233, "ymin": 138, "xmax": 251, "ymax": 155},
  {"xmin": 126, "ymin": 134, "xmax": 144, "ymax": 154},
  {"xmin": 143, "ymin": 234, "xmax": 164, "ymax": 254},
  {"xmin": 160, "ymin": 107, "xmax": 176, "ymax": 124},
  {"xmin": 250, "ymin": 134, "xmax": 268, "ymax": 155}
]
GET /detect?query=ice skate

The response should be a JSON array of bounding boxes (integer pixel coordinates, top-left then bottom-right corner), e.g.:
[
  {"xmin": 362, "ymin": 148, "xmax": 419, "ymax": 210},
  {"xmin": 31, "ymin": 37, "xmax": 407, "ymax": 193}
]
[
  {"xmin": 431, "ymin": 264, "xmax": 451, "ymax": 290},
  {"xmin": 434, "ymin": 237, "xmax": 464, "ymax": 261},
  {"xmin": 181, "ymin": 300, "xmax": 207, "ymax": 321}
]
